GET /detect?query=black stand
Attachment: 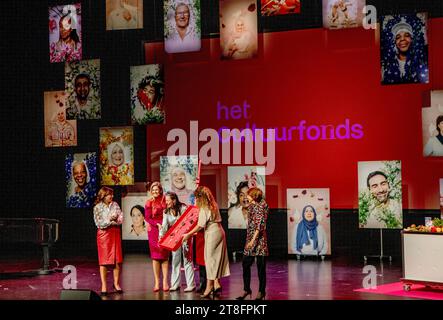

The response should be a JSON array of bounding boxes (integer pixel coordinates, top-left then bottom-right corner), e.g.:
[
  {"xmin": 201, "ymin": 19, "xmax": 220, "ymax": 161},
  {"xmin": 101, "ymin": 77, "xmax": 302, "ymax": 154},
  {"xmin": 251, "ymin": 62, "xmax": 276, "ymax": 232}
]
[
  {"xmin": 296, "ymin": 254, "xmax": 325, "ymax": 261},
  {"xmin": 364, "ymin": 228, "xmax": 392, "ymax": 262}
]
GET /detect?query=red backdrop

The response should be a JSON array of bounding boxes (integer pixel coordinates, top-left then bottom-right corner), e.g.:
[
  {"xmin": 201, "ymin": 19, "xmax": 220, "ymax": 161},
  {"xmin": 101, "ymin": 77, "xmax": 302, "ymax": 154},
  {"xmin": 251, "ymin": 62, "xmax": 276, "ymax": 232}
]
[{"xmin": 145, "ymin": 18, "xmax": 443, "ymax": 210}]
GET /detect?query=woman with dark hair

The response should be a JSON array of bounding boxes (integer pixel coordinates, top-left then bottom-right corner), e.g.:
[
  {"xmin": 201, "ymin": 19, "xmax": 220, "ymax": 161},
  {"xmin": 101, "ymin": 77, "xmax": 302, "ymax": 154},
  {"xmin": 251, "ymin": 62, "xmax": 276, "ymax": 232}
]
[
  {"xmin": 159, "ymin": 192, "xmax": 195, "ymax": 292},
  {"xmin": 129, "ymin": 205, "xmax": 146, "ymax": 236},
  {"xmin": 93, "ymin": 186, "xmax": 124, "ymax": 296},
  {"xmin": 236, "ymin": 187, "xmax": 268, "ymax": 301},
  {"xmin": 145, "ymin": 182, "xmax": 169, "ymax": 292},
  {"xmin": 132, "ymin": 74, "xmax": 165, "ymax": 124},
  {"xmin": 137, "ymin": 76, "xmax": 164, "ymax": 110},
  {"xmin": 182, "ymin": 186, "xmax": 230, "ymax": 298},
  {"xmin": 228, "ymin": 181, "xmax": 250, "ymax": 229},
  {"xmin": 53, "ymin": 13, "xmax": 81, "ymax": 60},
  {"xmin": 424, "ymin": 115, "xmax": 443, "ymax": 156},
  {"xmin": 292, "ymin": 205, "xmax": 328, "ymax": 256}
]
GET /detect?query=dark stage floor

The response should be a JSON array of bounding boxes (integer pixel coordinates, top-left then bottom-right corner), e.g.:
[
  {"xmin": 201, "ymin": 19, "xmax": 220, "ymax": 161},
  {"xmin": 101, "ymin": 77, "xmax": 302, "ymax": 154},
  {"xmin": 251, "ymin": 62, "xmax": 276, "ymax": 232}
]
[{"xmin": 0, "ymin": 253, "xmax": 417, "ymax": 300}]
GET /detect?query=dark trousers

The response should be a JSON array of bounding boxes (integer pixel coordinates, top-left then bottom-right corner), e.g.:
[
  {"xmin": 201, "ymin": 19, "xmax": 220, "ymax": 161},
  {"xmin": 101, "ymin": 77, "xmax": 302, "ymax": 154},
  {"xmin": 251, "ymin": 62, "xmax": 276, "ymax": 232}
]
[
  {"xmin": 198, "ymin": 265, "xmax": 207, "ymax": 291},
  {"xmin": 242, "ymin": 256, "xmax": 266, "ymax": 294}
]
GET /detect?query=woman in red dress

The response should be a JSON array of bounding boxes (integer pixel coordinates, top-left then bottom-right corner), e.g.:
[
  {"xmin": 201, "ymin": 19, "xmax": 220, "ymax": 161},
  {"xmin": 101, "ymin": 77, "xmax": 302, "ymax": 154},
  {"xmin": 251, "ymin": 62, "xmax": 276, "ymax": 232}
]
[
  {"xmin": 145, "ymin": 181, "xmax": 170, "ymax": 292},
  {"xmin": 93, "ymin": 186, "xmax": 123, "ymax": 296}
]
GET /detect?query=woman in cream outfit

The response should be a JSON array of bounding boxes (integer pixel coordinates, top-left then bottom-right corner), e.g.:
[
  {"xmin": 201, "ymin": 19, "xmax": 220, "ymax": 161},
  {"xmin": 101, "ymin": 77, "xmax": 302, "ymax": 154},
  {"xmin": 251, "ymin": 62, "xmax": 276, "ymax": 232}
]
[{"xmin": 183, "ymin": 186, "xmax": 230, "ymax": 298}]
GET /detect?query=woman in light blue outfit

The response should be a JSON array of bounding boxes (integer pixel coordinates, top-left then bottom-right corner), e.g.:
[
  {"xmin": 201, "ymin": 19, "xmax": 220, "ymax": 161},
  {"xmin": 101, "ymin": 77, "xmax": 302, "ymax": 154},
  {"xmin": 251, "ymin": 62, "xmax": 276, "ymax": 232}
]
[
  {"xmin": 159, "ymin": 192, "xmax": 195, "ymax": 292},
  {"xmin": 292, "ymin": 205, "xmax": 328, "ymax": 256}
]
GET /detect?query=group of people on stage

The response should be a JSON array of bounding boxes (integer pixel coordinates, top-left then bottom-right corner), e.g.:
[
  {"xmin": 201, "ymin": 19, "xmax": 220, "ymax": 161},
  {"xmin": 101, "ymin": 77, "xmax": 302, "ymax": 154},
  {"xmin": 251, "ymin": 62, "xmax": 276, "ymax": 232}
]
[{"xmin": 92, "ymin": 182, "xmax": 269, "ymax": 300}]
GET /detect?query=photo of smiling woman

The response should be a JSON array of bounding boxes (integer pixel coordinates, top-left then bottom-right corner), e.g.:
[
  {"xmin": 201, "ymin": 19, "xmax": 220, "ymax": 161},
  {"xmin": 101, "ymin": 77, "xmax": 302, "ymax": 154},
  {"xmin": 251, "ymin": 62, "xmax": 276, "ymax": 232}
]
[
  {"xmin": 228, "ymin": 166, "xmax": 266, "ymax": 229},
  {"xmin": 380, "ymin": 13, "xmax": 429, "ymax": 85},
  {"xmin": 99, "ymin": 127, "xmax": 134, "ymax": 186}
]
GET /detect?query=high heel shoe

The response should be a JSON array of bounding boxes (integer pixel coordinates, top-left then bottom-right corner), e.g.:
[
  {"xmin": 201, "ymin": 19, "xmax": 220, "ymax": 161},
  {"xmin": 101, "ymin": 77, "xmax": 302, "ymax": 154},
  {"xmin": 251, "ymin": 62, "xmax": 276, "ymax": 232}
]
[
  {"xmin": 200, "ymin": 288, "xmax": 215, "ymax": 299},
  {"xmin": 255, "ymin": 292, "xmax": 266, "ymax": 300},
  {"xmin": 236, "ymin": 290, "xmax": 252, "ymax": 300},
  {"xmin": 169, "ymin": 285, "xmax": 180, "ymax": 292},
  {"xmin": 213, "ymin": 286, "xmax": 222, "ymax": 296},
  {"xmin": 113, "ymin": 284, "xmax": 123, "ymax": 294}
]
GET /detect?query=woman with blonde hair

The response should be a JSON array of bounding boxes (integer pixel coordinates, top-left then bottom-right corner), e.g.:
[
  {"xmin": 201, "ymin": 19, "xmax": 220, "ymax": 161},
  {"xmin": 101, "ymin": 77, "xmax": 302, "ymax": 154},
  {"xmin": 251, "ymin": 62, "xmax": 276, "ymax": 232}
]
[
  {"xmin": 144, "ymin": 181, "xmax": 170, "ymax": 292},
  {"xmin": 93, "ymin": 186, "xmax": 124, "ymax": 296},
  {"xmin": 183, "ymin": 186, "xmax": 230, "ymax": 298}
]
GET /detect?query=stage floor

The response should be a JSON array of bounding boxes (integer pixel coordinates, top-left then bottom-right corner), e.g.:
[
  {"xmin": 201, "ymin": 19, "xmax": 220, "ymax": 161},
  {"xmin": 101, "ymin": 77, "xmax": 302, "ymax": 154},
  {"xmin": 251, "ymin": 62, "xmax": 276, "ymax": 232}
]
[{"xmin": 0, "ymin": 253, "xmax": 415, "ymax": 300}]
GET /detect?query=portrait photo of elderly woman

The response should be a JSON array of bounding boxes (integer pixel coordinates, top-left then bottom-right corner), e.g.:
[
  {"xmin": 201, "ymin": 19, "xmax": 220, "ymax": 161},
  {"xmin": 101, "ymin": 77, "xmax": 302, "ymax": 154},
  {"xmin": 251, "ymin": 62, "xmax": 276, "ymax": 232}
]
[
  {"xmin": 49, "ymin": 4, "xmax": 82, "ymax": 63},
  {"xmin": 44, "ymin": 91, "xmax": 77, "ymax": 147},
  {"xmin": 380, "ymin": 13, "xmax": 429, "ymax": 85},
  {"xmin": 99, "ymin": 127, "xmax": 134, "ymax": 186},
  {"xmin": 130, "ymin": 64, "xmax": 165, "ymax": 125}
]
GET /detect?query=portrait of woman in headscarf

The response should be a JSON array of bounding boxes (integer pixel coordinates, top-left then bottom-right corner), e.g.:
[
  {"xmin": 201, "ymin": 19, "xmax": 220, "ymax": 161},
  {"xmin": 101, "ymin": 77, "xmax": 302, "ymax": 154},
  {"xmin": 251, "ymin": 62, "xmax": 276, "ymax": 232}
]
[{"xmin": 292, "ymin": 205, "xmax": 328, "ymax": 256}]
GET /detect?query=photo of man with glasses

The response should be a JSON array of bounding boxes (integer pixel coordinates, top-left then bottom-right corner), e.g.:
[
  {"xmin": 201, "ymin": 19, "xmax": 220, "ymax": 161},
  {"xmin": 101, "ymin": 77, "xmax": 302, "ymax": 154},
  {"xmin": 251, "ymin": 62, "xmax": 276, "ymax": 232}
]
[{"xmin": 164, "ymin": 1, "xmax": 201, "ymax": 53}]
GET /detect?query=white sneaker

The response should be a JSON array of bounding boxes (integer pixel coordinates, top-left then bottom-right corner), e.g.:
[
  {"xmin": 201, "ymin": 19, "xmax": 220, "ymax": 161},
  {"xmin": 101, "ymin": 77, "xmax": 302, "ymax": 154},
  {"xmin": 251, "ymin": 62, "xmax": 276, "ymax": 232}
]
[
  {"xmin": 169, "ymin": 286, "xmax": 180, "ymax": 291},
  {"xmin": 184, "ymin": 286, "xmax": 195, "ymax": 292}
]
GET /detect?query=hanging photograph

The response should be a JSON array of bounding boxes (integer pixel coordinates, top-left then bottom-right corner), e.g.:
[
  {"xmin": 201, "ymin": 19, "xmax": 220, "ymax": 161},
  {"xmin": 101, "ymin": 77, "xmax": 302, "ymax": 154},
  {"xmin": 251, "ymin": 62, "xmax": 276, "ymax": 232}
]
[
  {"xmin": 227, "ymin": 166, "xmax": 266, "ymax": 229},
  {"xmin": 260, "ymin": 0, "xmax": 301, "ymax": 16},
  {"xmin": 106, "ymin": 0, "xmax": 143, "ymax": 30},
  {"xmin": 122, "ymin": 194, "xmax": 150, "ymax": 240},
  {"xmin": 422, "ymin": 91, "xmax": 443, "ymax": 157},
  {"xmin": 322, "ymin": 0, "xmax": 365, "ymax": 29},
  {"xmin": 99, "ymin": 127, "xmax": 134, "ymax": 186},
  {"xmin": 130, "ymin": 64, "xmax": 165, "ymax": 125},
  {"xmin": 287, "ymin": 188, "xmax": 331, "ymax": 256},
  {"xmin": 66, "ymin": 152, "xmax": 97, "ymax": 208},
  {"xmin": 422, "ymin": 105, "xmax": 443, "ymax": 157},
  {"xmin": 380, "ymin": 13, "xmax": 429, "ymax": 85},
  {"xmin": 358, "ymin": 161, "xmax": 403, "ymax": 229},
  {"xmin": 44, "ymin": 91, "xmax": 77, "ymax": 147},
  {"xmin": 65, "ymin": 59, "xmax": 101, "ymax": 120},
  {"xmin": 220, "ymin": 0, "xmax": 258, "ymax": 60},
  {"xmin": 160, "ymin": 155, "xmax": 198, "ymax": 205},
  {"xmin": 164, "ymin": 0, "xmax": 201, "ymax": 53},
  {"xmin": 49, "ymin": 3, "xmax": 82, "ymax": 63}
]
